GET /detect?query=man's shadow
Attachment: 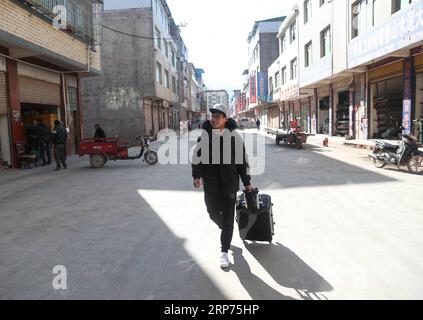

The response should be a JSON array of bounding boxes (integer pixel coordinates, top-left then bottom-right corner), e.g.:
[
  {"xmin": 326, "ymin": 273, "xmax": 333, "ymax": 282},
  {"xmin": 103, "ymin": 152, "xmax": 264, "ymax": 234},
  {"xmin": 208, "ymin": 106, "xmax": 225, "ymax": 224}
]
[
  {"xmin": 229, "ymin": 245, "xmax": 295, "ymax": 300},
  {"xmin": 243, "ymin": 241, "xmax": 333, "ymax": 300}
]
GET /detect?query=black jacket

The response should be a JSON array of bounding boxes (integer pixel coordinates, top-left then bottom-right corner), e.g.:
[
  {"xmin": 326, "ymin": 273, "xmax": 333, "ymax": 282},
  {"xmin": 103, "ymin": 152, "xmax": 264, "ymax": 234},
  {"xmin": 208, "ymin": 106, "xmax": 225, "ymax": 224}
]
[
  {"xmin": 95, "ymin": 127, "xmax": 106, "ymax": 139},
  {"xmin": 52, "ymin": 125, "xmax": 67, "ymax": 145},
  {"xmin": 35, "ymin": 123, "xmax": 51, "ymax": 144},
  {"xmin": 192, "ymin": 118, "xmax": 251, "ymax": 197}
]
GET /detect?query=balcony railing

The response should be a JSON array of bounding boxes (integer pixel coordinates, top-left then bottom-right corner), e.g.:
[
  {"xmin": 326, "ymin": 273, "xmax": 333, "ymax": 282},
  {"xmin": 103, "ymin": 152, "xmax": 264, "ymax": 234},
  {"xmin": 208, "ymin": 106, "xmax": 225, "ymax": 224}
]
[{"xmin": 19, "ymin": 0, "xmax": 103, "ymax": 46}]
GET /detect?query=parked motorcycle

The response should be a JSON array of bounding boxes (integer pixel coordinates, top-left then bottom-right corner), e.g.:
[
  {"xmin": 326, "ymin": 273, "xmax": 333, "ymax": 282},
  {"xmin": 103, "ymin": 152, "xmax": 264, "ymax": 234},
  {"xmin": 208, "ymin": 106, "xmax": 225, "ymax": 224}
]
[{"xmin": 369, "ymin": 131, "xmax": 423, "ymax": 174}]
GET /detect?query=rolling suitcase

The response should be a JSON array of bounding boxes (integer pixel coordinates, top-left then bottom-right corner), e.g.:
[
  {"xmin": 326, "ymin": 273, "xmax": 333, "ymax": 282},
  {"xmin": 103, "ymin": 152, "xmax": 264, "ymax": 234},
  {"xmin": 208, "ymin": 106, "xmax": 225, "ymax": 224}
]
[{"xmin": 236, "ymin": 188, "xmax": 275, "ymax": 243}]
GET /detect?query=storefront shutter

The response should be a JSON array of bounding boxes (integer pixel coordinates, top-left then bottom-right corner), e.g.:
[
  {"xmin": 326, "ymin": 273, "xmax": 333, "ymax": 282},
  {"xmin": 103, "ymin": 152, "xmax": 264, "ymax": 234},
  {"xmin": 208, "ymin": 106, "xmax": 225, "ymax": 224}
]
[
  {"xmin": 19, "ymin": 76, "xmax": 61, "ymax": 106},
  {"xmin": 0, "ymin": 72, "xmax": 7, "ymax": 115}
]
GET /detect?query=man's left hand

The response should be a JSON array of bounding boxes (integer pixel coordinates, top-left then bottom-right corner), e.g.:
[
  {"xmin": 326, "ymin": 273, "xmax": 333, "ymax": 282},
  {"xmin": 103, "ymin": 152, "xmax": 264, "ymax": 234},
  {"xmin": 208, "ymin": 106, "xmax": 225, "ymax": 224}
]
[{"xmin": 245, "ymin": 185, "xmax": 253, "ymax": 193}]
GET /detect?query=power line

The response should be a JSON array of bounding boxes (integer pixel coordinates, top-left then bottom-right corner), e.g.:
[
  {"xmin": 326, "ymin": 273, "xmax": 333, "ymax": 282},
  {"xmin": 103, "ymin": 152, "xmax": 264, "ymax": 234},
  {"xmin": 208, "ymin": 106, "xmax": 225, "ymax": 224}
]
[{"xmin": 102, "ymin": 24, "xmax": 177, "ymax": 41}]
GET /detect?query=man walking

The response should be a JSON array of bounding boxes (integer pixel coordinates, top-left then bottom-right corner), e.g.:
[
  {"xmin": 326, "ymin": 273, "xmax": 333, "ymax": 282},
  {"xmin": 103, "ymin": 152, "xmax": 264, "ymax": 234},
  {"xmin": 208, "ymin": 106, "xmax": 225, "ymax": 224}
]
[
  {"xmin": 52, "ymin": 120, "xmax": 67, "ymax": 170},
  {"xmin": 192, "ymin": 104, "xmax": 253, "ymax": 268}
]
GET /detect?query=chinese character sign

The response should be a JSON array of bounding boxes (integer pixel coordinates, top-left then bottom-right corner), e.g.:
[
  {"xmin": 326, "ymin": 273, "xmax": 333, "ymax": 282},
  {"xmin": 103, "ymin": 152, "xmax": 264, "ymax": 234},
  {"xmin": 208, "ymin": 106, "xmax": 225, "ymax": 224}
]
[
  {"xmin": 257, "ymin": 72, "xmax": 268, "ymax": 102},
  {"xmin": 249, "ymin": 75, "xmax": 257, "ymax": 104}
]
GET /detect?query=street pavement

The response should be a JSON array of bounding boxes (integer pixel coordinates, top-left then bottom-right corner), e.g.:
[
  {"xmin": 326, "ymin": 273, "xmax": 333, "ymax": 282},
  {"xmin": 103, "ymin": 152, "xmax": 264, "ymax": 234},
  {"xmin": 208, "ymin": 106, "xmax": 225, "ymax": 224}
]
[{"xmin": 0, "ymin": 130, "xmax": 422, "ymax": 300}]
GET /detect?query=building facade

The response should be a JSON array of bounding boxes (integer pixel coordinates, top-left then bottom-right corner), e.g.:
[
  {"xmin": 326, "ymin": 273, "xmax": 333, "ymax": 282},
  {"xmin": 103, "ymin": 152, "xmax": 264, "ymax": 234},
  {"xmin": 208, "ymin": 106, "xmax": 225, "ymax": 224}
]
[
  {"xmin": 81, "ymin": 1, "xmax": 180, "ymax": 140},
  {"xmin": 205, "ymin": 89, "xmax": 229, "ymax": 116},
  {"xmin": 0, "ymin": 0, "xmax": 102, "ymax": 168},
  {"xmin": 261, "ymin": 0, "xmax": 423, "ymax": 142},
  {"xmin": 241, "ymin": 17, "xmax": 285, "ymax": 125}
]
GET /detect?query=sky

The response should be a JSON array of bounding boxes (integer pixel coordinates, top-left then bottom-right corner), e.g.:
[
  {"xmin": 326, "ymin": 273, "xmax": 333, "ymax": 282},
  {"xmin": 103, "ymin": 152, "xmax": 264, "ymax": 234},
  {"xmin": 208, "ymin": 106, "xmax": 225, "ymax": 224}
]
[{"xmin": 104, "ymin": 0, "xmax": 296, "ymax": 94}]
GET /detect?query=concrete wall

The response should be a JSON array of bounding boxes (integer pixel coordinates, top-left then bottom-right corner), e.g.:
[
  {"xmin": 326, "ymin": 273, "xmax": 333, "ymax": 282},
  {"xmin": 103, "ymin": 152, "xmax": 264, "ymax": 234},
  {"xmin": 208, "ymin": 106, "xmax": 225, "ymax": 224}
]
[
  {"xmin": 332, "ymin": 0, "xmax": 348, "ymax": 74},
  {"xmin": 259, "ymin": 32, "xmax": 281, "ymax": 74},
  {"xmin": 81, "ymin": 8, "xmax": 155, "ymax": 141}
]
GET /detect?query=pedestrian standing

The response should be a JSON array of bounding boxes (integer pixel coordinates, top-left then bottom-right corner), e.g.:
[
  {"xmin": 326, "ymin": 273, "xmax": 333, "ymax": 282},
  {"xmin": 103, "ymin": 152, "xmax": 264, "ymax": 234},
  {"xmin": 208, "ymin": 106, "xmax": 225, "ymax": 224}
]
[{"xmin": 52, "ymin": 120, "xmax": 68, "ymax": 170}]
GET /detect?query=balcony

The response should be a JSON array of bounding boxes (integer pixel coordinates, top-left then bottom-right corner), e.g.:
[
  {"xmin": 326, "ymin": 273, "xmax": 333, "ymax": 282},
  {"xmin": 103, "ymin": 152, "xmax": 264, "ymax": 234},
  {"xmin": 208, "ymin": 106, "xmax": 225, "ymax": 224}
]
[{"xmin": 19, "ymin": 0, "xmax": 103, "ymax": 46}]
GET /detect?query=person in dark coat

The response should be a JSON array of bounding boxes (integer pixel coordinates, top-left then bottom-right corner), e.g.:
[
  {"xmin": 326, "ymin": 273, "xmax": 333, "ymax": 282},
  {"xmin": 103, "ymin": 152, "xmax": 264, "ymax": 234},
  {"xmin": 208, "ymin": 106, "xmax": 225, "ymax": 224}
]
[
  {"xmin": 192, "ymin": 103, "xmax": 253, "ymax": 269},
  {"xmin": 94, "ymin": 124, "xmax": 106, "ymax": 139},
  {"xmin": 34, "ymin": 118, "xmax": 52, "ymax": 166},
  {"xmin": 256, "ymin": 119, "xmax": 261, "ymax": 130},
  {"xmin": 52, "ymin": 120, "xmax": 68, "ymax": 170}
]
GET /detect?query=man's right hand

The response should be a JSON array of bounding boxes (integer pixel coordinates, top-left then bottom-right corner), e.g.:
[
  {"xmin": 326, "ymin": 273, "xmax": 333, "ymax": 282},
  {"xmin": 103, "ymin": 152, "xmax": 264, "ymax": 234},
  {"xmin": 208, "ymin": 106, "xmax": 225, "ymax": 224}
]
[{"xmin": 193, "ymin": 178, "xmax": 202, "ymax": 189}]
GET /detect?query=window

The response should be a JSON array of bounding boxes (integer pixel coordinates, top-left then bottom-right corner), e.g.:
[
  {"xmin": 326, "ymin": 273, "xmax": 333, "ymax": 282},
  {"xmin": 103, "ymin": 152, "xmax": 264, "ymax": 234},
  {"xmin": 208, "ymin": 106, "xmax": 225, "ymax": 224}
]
[
  {"xmin": 304, "ymin": 0, "xmax": 311, "ymax": 24},
  {"xmin": 172, "ymin": 76, "xmax": 177, "ymax": 93},
  {"xmin": 164, "ymin": 40, "xmax": 168, "ymax": 58},
  {"xmin": 320, "ymin": 26, "xmax": 331, "ymax": 58},
  {"xmin": 392, "ymin": 0, "xmax": 412, "ymax": 14},
  {"xmin": 392, "ymin": 0, "xmax": 400, "ymax": 13},
  {"xmin": 155, "ymin": 27, "xmax": 161, "ymax": 49},
  {"xmin": 156, "ymin": 62, "xmax": 162, "ymax": 84},
  {"xmin": 280, "ymin": 34, "xmax": 286, "ymax": 53},
  {"xmin": 305, "ymin": 41, "xmax": 313, "ymax": 68},
  {"xmin": 282, "ymin": 66, "xmax": 287, "ymax": 85},
  {"xmin": 352, "ymin": 1, "xmax": 360, "ymax": 38},
  {"xmin": 320, "ymin": 0, "xmax": 325, "ymax": 6},
  {"xmin": 290, "ymin": 58, "xmax": 297, "ymax": 80},
  {"xmin": 289, "ymin": 22, "xmax": 297, "ymax": 44},
  {"xmin": 275, "ymin": 72, "xmax": 280, "ymax": 88},
  {"xmin": 68, "ymin": 87, "xmax": 78, "ymax": 111},
  {"xmin": 171, "ymin": 50, "xmax": 175, "ymax": 67},
  {"xmin": 164, "ymin": 69, "xmax": 169, "ymax": 88},
  {"xmin": 269, "ymin": 77, "xmax": 274, "ymax": 92}
]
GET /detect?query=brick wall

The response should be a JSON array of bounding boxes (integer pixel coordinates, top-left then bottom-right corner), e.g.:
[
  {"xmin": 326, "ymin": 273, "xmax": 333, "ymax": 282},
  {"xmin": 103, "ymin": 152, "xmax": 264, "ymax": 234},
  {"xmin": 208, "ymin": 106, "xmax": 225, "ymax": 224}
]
[{"xmin": 0, "ymin": 0, "xmax": 101, "ymax": 72}]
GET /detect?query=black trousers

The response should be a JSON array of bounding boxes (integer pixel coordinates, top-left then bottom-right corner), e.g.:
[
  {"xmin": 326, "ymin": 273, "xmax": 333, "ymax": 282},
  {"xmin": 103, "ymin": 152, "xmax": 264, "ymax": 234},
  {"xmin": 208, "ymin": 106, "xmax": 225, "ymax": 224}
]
[
  {"xmin": 204, "ymin": 190, "xmax": 236, "ymax": 253},
  {"xmin": 54, "ymin": 144, "xmax": 67, "ymax": 169}
]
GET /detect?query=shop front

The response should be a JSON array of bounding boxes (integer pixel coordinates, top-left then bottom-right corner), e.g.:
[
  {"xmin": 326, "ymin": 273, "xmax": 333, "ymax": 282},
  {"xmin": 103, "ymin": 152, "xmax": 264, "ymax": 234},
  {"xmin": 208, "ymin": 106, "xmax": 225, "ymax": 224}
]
[
  {"xmin": 317, "ymin": 85, "xmax": 330, "ymax": 134},
  {"xmin": 18, "ymin": 64, "xmax": 62, "ymax": 154},
  {"xmin": 369, "ymin": 60, "xmax": 404, "ymax": 139},
  {"xmin": 414, "ymin": 53, "xmax": 423, "ymax": 143},
  {"xmin": 331, "ymin": 78, "xmax": 352, "ymax": 137},
  {"xmin": 0, "ymin": 56, "xmax": 11, "ymax": 166},
  {"xmin": 300, "ymin": 98, "xmax": 310, "ymax": 134}
]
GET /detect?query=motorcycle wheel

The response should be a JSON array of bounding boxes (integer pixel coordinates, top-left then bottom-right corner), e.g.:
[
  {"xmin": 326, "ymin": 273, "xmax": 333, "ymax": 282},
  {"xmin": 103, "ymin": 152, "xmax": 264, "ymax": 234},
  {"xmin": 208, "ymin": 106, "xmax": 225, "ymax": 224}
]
[
  {"xmin": 144, "ymin": 150, "xmax": 158, "ymax": 165},
  {"xmin": 90, "ymin": 154, "xmax": 106, "ymax": 168},
  {"xmin": 372, "ymin": 158, "xmax": 386, "ymax": 168},
  {"xmin": 407, "ymin": 155, "xmax": 423, "ymax": 174}
]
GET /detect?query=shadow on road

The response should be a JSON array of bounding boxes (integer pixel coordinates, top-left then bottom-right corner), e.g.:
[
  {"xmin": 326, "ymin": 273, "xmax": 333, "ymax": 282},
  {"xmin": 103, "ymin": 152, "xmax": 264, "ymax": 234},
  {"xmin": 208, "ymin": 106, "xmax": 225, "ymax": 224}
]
[
  {"xmin": 244, "ymin": 241, "xmax": 333, "ymax": 300},
  {"xmin": 229, "ymin": 245, "xmax": 295, "ymax": 300}
]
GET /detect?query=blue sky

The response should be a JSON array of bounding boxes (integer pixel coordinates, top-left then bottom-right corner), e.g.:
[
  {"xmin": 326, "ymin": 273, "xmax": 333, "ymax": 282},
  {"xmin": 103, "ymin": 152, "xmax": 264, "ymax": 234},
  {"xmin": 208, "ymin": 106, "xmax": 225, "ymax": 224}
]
[{"xmin": 103, "ymin": 0, "xmax": 296, "ymax": 93}]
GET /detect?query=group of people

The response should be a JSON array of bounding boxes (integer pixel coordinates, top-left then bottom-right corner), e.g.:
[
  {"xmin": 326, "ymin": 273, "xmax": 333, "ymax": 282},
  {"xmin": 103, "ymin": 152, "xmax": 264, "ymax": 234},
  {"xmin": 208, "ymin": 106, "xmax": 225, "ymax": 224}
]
[{"xmin": 25, "ymin": 119, "xmax": 68, "ymax": 170}]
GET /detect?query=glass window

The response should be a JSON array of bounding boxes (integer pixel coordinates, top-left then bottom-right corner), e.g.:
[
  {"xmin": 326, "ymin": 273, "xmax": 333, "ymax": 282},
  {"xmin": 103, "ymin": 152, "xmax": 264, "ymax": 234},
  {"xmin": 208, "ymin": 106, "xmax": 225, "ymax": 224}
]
[
  {"xmin": 320, "ymin": 26, "xmax": 331, "ymax": 58},
  {"xmin": 156, "ymin": 62, "xmax": 162, "ymax": 84},
  {"xmin": 282, "ymin": 66, "xmax": 287, "ymax": 85},
  {"xmin": 164, "ymin": 69, "xmax": 169, "ymax": 88},
  {"xmin": 172, "ymin": 76, "xmax": 177, "ymax": 93},
  {"xmin": 290, "ymin": 58, "xmax": 297, "ymax": 80},
  {"xmin": 275, "ymin": 72, "xmax": 280, "ymax": 88},
  {"xmin": 304, "ymin": 0, "xmax": 312, "ymax": 24},
  {"xmin": 155, "ymin": 27, "xmax": 161, "ymax": 49},
  {"xmin": 164, "ymin": 40, "xmax": 168, "ymax": 58},
  {"xmin": 305, "ymin": 41, "xmax": 313, "ymax": 68},
  {"xmin": 281, "ymin": 34, "xmax": 286, "ymax": 53},
  {"xmin": 171, "ymin": 50, "xmax": 175, "ymax": 67},
  {"xmin": 289, "ymin": 22, "xmax": 297, "ymax": 43}
]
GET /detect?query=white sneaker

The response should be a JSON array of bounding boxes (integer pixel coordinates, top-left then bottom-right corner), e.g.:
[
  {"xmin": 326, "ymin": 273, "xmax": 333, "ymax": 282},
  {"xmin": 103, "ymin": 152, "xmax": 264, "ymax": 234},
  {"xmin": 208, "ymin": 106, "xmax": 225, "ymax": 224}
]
[{"xmin": 219, "ymin": 252, "xmax": 230, "ymax": 268}]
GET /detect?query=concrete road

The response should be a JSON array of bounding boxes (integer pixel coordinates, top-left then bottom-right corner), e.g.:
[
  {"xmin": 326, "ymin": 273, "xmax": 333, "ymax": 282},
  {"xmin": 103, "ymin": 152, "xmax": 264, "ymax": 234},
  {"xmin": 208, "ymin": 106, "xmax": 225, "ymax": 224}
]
[{"xmin": 0, "ymin": 132, "xmax": 422, "ymax": 300}]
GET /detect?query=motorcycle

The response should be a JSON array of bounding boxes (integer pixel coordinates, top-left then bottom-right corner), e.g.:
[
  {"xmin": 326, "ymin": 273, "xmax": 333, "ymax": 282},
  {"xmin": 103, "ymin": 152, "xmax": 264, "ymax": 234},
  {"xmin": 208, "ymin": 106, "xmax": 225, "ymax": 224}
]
[{"xmin": 369, "ymin": 131, "xmax": 423, "ymax": 174}]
